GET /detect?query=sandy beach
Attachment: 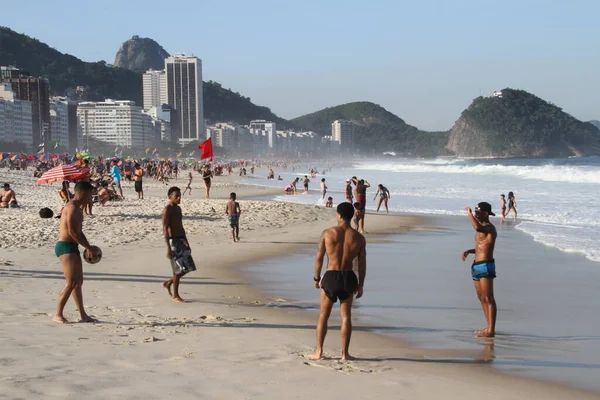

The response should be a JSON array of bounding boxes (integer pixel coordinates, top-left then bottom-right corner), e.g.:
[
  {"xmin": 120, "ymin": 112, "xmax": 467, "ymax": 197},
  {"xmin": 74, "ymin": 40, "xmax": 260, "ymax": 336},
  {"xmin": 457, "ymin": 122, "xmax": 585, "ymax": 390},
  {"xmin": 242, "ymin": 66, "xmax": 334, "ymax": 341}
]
[{"xmin": 1, "ymin": 169, "xmax": 598, "ymax": 399}]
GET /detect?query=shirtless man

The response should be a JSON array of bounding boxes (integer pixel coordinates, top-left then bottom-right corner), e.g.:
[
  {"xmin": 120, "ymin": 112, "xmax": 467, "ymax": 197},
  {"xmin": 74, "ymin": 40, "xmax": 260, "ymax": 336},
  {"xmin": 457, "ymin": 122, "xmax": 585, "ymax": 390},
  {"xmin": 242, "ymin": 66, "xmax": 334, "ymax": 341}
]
[
  {"xmin": 1, "ymin": 183, "xmax": 17, "ymax": 207},
  {"xmin": 303, "ymin": 176, "xmax": 310, "ymax": 193},
  {"xmin": 461, "ymin": 202, "xmax": 498, "ymax": 337},
  {"xmin": 53, "ymin": 181, "xmax": 100, "ymax": 323},
  {"xmin": 309, "ymin": 202, "xmax": 367, "ymax": 361},
  {"xmin": 225, "ymin": 192, "xmax": 241, "ymax": 242},
  {"xmin": 133, "ymin": 163, "xmax": 144, "ymax": 200},
  {"xmin": 162, "ymin": 187, "xmax": 196, "ymax": 302}
]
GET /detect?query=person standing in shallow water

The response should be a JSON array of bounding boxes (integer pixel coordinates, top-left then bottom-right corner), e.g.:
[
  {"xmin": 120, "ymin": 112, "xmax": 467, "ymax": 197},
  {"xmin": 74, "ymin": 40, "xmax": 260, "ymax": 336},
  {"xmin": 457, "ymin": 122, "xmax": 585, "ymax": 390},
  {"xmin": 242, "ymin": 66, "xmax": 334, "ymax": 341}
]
[
  {"xmin": 462, "ymin": 202, "xmax": 497, "ymax": 338},
  {"xmin": 309, "ymin": 202, "xmax": 367, "ymax": 361},
  {"xmin": 504, "ymin": 191, "xmax": 517, "ymax": 221}
]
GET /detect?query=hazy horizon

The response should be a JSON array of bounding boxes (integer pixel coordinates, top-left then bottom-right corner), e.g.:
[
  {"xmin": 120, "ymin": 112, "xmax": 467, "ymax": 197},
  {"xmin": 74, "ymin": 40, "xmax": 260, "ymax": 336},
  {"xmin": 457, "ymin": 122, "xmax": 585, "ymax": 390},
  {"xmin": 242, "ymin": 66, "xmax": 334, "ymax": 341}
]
[{"xmin": 1, "ymin": 0, "xmax": 599, "ymax": 131}]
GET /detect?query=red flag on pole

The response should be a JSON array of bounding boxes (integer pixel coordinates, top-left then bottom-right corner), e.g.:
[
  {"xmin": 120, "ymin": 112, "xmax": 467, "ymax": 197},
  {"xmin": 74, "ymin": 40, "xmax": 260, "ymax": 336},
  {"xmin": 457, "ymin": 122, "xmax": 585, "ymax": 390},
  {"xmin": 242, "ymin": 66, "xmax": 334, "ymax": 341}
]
[{"xmin": 198, "ymin": 138, "xmax": 214, "ymax": 161}]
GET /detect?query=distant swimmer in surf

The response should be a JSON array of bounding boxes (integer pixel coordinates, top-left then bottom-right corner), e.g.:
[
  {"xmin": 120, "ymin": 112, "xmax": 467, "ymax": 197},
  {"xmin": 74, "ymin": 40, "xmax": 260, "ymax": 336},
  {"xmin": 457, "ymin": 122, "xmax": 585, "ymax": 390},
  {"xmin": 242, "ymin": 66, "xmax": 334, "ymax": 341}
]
[{"xmin": 499, "ymin": 194, "xmax": 506, "ymax": 222}]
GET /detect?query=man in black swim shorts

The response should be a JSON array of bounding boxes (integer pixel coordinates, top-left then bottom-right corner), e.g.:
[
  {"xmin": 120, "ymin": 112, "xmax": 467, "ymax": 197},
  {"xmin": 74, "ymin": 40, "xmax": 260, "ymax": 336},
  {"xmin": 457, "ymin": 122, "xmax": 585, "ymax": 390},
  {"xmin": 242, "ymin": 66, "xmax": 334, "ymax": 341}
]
[{"xmin": 308, "ymin": 202, "xmax": 367, "ymax": 361}]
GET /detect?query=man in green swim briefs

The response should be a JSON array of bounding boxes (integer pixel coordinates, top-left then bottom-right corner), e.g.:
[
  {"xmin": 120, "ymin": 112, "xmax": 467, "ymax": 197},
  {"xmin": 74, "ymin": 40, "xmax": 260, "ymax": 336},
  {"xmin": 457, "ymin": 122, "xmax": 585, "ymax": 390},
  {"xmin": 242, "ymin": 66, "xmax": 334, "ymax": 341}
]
[{"xmin": 53, "ymin": 181, "xmax": 101, "ymax": 324}]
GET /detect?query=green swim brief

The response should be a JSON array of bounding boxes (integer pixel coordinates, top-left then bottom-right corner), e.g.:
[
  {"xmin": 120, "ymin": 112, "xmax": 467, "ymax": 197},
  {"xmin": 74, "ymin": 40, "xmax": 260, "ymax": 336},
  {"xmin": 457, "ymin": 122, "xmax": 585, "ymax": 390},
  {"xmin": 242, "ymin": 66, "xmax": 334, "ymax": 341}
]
[{"xmin": 55, "ymin": 241, "xmax": 79, "ymax": 257}]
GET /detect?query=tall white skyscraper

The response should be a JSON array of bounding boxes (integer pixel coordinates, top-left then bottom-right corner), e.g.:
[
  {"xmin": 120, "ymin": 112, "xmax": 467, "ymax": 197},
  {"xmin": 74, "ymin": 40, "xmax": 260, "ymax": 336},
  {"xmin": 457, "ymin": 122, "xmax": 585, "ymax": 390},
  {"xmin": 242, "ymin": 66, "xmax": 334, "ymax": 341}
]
[
  {"xmin": 331, "ymin": 119, "xmax": 354, "ymax": 149},
  {"xmin": 164, "ymin": 54, "xmax": 204, "ymax": 145},
  {"xmin": 142, "ymin": 69, "xmax": 167, "ymax": 110}
]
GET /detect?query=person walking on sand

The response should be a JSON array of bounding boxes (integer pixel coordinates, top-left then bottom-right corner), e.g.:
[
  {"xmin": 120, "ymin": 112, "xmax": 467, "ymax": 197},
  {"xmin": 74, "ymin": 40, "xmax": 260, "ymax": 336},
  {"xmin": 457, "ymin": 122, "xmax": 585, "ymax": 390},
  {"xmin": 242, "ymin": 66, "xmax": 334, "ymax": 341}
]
[
  {"xmin": 202, "ymin": 165, "xmax": 213, "ymax": 199},
  {"xmin": 461, "ymin": 202, "xmax": 498, "ymax": 338},
  {"xmin": 53, "ymin": 181, "xmax": 100, "ymax": 324},
  {"xmin": 504, "ymin": 191, "xmax": 517, "ymax": 221},
  {"xmin": 109, "ymin": 160, "xmax": 124, "ymax": 199},
  {"xmin": 225, "ymin": 192, "xmax": 241, "ymax": 242},
  {"xmin": 162, "ymin": 187, "xmax": 197, "ymax": 302},
  {"xmin": 374, "ymin": 184, "xmax": 391, "ymax": 213},
  {"xmin": 320, "ymin": 178, "xmax": 327, "ymax": 200},
  {"xmin": 133, "ymin": 163, "xmax": 144, "ymax": 200},
  {"xmin": 308, "ymin": 202, "xmax": 367, "ymax": 361},
  {"xmin": 182, "ymin": 172, "xmax": 193, "ymax": 196}
]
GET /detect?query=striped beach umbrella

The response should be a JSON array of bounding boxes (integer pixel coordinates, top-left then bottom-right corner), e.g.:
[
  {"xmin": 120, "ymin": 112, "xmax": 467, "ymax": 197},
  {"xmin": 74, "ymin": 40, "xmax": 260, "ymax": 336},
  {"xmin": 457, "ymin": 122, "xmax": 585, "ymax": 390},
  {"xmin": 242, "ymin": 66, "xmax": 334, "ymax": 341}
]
[{"xmin": 36, "ymin": 164, "xmax": 90, "ymax": 184}]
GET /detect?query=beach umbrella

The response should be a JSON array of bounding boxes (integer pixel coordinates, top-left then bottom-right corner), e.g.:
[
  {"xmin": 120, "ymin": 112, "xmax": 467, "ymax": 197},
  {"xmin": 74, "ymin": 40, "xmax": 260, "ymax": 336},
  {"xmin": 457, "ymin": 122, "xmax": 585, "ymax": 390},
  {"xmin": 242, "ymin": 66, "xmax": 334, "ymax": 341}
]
[
  {"xmin": 39, "ymin": 153, "xmax": 51, "ymax": 161},
  {"xmin": 36, "ymin": 164, "xmax": 89, "ymax": 184},
  {"xmin": 26, "ymin": 154, "xmax": 35, "ymax": 161},
  {"xmin": 0, "ymin": 153, "xmax": 10, "ymax": 160},
  {"xmin": 10, "ymin": 154, "xmax": 22, "ymax": 161}
]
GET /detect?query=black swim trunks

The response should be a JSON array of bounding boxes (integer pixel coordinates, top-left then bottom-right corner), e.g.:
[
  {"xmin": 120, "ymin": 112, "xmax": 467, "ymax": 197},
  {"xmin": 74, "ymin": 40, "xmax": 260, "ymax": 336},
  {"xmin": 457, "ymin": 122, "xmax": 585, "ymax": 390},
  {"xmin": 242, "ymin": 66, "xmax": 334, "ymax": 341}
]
[
  {"xmin": 134, "ymin": 180, "xmax": 143, "ymax": 193},
  {"xmin": 320, "ymin": 270, "xmax": 358, "ymax": 303}
]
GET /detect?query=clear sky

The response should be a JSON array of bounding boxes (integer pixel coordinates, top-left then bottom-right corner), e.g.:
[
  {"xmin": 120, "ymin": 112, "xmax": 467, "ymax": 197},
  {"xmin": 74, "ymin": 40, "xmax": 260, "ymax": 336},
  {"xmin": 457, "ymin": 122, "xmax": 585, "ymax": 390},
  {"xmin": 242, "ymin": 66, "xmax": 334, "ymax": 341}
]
[{"xmin": 2, "ymin": 0, "xmax": 599, "ymax": 130}]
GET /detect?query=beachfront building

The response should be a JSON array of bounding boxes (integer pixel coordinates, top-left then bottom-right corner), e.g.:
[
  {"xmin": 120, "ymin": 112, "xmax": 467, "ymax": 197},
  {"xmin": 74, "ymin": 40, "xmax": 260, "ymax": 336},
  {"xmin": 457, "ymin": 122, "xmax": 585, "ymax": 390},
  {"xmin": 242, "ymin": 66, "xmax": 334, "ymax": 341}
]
[
  {"xmin": 49, "ymin": 97, "xmax": 78, "ymax": 152},
  {"xmin": 0, "ymin": 83, "xmax": 33, "ymax": 147},
  {"xmin": 77, "ymin": 100, "xmax": 156, "ymax": 149},
  {"xmin": 1, "ymin": 75, "xmax": 51, "ymax": 149},
  {"xmin": 164, "ymin": 54, "xmax": 204, "ymax": 146},
  {"xmin": 206, "ymin": 123, "xmax": 237, "ymax": 151},
  {"xmin": 0, "ymin": 66, "xmax": 29, "ymax": 80},
  {"xmin": 331, "ymin": 119, "xmax": 354, "ymax": 149},
  {"xmin": 249, "ymin": 120, "xmax": 276, "ymax": 152},
  {"xmin": 147, "ymin": 104, "xmax": 172, "ymax": 142},
  {"xmin": 142, "ymin": 69, "xmax": 167, "ymax": 110}
]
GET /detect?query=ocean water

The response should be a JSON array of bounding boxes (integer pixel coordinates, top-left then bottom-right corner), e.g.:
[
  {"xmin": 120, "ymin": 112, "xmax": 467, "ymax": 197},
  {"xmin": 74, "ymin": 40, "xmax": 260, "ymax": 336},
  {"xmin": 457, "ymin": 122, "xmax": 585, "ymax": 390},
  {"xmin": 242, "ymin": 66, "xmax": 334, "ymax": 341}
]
[{"xmin": 244, "ymin": 157, "xmax": 600, "ymax": 262}]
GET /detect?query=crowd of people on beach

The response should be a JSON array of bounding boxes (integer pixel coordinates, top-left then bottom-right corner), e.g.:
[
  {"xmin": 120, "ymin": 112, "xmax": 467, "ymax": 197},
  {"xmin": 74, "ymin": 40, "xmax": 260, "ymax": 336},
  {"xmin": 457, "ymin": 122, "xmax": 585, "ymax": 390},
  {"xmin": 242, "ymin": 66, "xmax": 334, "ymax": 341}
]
[{"xmin": 1, "ymin": 154, "xmax": 513, "ymax": 361}]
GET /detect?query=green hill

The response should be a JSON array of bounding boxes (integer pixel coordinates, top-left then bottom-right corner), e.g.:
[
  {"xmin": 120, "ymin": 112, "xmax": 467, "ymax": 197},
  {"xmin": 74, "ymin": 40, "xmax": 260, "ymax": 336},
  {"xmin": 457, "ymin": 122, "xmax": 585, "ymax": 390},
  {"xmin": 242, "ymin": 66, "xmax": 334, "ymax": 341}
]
[
  {"xmin": 0, "ymin": 27, "xmax": 287, "ymax": 125},
  {"xmin": 291, "ymin": 102, "xmax": 449, "ymax": 157},
  {"xmin": 446, "ymin": 89, "xmax": 600, "ymax": 157}
]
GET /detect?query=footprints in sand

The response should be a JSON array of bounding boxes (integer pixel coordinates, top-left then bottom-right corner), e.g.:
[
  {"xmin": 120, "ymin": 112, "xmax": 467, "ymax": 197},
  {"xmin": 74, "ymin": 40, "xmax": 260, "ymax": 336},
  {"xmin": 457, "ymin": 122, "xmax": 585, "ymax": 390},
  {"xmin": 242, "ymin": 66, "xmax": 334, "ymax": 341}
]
[{"xmin": 293, "ymin": 351, "xmax": 391, "ymax": 375}]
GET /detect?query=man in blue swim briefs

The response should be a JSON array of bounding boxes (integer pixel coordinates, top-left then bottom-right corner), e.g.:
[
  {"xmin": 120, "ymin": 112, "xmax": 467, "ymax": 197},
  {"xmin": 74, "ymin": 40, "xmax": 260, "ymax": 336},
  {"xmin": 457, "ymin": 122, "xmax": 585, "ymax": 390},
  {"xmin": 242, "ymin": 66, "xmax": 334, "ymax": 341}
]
[
  {"xmin": 309, "ymin": 202, "xmax": 367, "ymax": 361},
  {"xmin": 53, "ymin": 181, "xmax": 101, "ymax": 324},
  {"xmin": 462, "ymin": 202, "xmax": 498, "ymax": 337}
]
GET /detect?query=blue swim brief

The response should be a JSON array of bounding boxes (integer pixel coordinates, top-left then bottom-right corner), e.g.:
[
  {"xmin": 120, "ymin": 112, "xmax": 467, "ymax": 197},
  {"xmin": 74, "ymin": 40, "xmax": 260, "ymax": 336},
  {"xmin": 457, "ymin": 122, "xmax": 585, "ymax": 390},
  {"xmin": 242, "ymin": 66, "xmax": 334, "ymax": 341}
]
[{"xmin": 471, "ymin": 259, "xmax": 496, "ymax": 281}]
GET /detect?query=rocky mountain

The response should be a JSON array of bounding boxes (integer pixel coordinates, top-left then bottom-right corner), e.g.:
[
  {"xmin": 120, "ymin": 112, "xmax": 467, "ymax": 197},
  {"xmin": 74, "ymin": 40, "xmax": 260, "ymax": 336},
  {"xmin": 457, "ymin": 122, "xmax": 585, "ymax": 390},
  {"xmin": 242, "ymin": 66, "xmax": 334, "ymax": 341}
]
[
  {"xmin": 113, "ymin": 35, "xmax": 170, "ymax": 71},
  {"xmin": 446, "ymin": 89, "xmax": 600, "ymax": 158},
  {"xmin": 291, "ymin": 102, "xmax": 449, "ymax": 157},
  {"xmin": 589, "ymin": 120, "xmax": 600, "ymax": 129},
  {"xmin": 0, "ymin": 27, "xmax": 286, "ymax": 126}
]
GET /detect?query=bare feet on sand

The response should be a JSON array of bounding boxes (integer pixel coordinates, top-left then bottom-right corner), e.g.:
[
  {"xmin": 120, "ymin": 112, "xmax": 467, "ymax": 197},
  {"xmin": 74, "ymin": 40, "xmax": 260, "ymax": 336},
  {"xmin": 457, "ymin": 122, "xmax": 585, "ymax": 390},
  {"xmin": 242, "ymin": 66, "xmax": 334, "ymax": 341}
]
[
  {"xmin": 52, "ymin": 315, "xmax": 71, "ymax": 324},
  {"xmin": 341, "ymin": 354, "xmax": 355, "ymax": 361},
  {"xmin": 172, "ymin": 297, "xmax": 187, "ymax": 303},
  {"xmin": 307, "ymin": 352, "xmax": 323, "ymax": 360},
  {"xmin": 163, "ymin": 281, "xmax": 172, "ymax": 296}
]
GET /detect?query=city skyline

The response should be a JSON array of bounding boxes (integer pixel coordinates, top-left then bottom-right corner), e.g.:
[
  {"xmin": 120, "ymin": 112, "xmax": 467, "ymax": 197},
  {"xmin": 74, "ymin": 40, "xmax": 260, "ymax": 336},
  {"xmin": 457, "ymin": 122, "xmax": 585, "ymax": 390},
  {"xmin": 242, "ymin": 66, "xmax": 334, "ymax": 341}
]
[{"xmin": 1, "ymin": 0, "xmax": 599, "ymax": 131}]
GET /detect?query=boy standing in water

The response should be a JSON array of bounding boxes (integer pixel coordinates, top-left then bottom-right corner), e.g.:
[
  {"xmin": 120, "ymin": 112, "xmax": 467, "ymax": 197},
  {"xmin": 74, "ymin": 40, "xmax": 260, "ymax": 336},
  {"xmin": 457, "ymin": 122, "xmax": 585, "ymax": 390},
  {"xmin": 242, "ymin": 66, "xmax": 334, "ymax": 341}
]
[
  {"xmin": 225, "ymin": 192, "xmax": 241, "ymax": 242},
  {"xmin": 162, "ymin": 187, "xmax": 196, "ymax": 302},
  {"xmin": 461, "ymin": 202, "xmax": 498, "ymax": 337}
]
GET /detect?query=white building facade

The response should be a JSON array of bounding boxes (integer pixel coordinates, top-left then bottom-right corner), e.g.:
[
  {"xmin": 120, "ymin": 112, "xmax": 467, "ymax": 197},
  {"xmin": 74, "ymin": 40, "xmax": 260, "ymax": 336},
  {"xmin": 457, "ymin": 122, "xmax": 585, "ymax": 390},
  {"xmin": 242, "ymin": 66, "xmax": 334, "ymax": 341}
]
[
  {"xmin": 331, "ymin": 119, "xmax": 354, "ymax": 149},
  {"xmin": 77, "ymin": 100, "xmax": 154, "ymax": 149},
  {"xmin": 0, "ymin": 83, "xmax": 33, "ymax": 147},
  {"xmin": 249, "ymin": 120, "xmax": 276, "ymax": 152},
  {"xmin": 49, "ymin": 97, "xmax": 69, "ymax": 151},
  {"xmin": 165, "ymin": 54, "xmax": 204, "ymax": 145},
  {"xmin": 142, "ymin": 69, "xmax": 167, "ymax": 110}
]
